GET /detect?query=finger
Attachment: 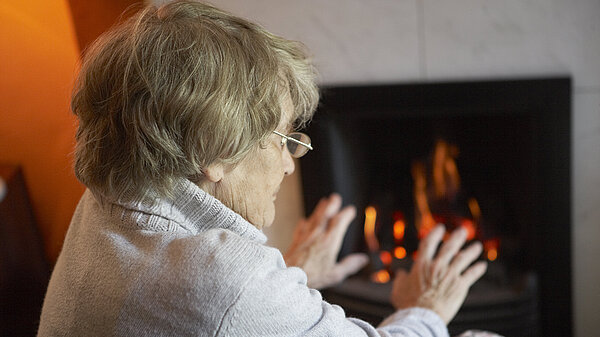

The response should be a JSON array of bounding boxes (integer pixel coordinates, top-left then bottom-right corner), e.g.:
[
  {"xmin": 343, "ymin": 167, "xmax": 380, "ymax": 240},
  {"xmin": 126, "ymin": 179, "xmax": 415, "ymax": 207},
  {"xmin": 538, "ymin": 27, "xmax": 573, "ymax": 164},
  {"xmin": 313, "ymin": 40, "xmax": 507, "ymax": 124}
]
[
  {"xmin": 460, "ymin": 261, "xmax": 487, "ymax": 286},
  {"xmin": 325, "ymin": 206, "xmax": 357, "ymax": 252},
  {"xmin": 308, "ymin": 194, "xmax": 342, "ymax": 230},
  {"xmin": 417, "ymin": 224, "xmax": 446, "ymax": 263},
  {"xmin": 435, "ymin": 226, "xmax": 468, "ymax": 266},
  {"xmin": 326, "ymin": 204, "xmax": 356, "ymax": 236},
  {"xmin": 293, "ymin": 218, "xmax": 310, "ymax": 239},
  {"xmin": 449, "ymin": 241, "xmax": 483, "ymax": 273},
  {"xmin": 305, "ymin": 198, "xmax": 346, "ymax": 243},
  {"xmin": 306, "ymin": 197, "xmax": 328, "ymax": 228},
  {"xmin": 333, "ymin": 253, "xmax": 369, "ymax": 279}
]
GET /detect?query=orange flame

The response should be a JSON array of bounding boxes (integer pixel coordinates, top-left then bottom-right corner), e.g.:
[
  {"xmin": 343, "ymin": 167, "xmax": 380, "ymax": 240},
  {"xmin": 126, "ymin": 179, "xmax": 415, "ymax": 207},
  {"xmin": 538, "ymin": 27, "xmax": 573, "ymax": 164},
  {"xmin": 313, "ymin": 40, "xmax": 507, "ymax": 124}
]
[
  {"xmin": 393, "ymin": 219, "xmax": 405, "ymax": 241},
  {"xmin": 371, "ymin": 270, "xmax": 390, "ymax": 283},
  {"xmin": 394, "ymin": 246, "xmax": 407, "ymax": 259},
  {"xmin": 487, "ymin": 249, "xmax": 498, "ymax": 261},
  {"xmin": 468, "ymin": 198, "xmax": 481, "ymax": 222},
  {"xmin": 413, "ymin": 140, "xmax": 481, "ymax": 241},
  {"xmin": 364, "ymin": 206, "xmax": 379, "ymax": 252},
  {"xmin": 460, "ymin": 218, "xmax": 477, "ymax": 241},
  {"xmin": 380, "ymin": 251, "xmax": 392, "ymax": 266},
  {"xmin": 484, "ymin": 239, "xmax": 500, "ymax": 262},
  {"xmin": 433, "ymin": 140, "xmax": 461, "ymax": 199},
  {"xmin": 412, "ymin": 162, "xmax": 436, "ymax": 239}
]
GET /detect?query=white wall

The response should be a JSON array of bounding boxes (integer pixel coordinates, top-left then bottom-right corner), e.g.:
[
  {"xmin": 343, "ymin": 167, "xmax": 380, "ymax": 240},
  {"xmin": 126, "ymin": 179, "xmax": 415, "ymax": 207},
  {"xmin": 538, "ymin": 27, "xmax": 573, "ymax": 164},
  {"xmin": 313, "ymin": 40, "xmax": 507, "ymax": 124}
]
[{"xmin": 154, "ymin": 1, "xmax": 600, "ymax": 335}]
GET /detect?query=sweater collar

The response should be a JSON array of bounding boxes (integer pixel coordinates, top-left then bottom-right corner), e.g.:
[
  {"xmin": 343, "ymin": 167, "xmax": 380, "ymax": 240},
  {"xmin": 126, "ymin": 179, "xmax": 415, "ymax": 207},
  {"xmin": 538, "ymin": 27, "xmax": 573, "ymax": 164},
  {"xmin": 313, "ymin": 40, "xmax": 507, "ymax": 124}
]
[{"xmin": 106, "ymin": 179, "xmax": 266, "ymax": 244}]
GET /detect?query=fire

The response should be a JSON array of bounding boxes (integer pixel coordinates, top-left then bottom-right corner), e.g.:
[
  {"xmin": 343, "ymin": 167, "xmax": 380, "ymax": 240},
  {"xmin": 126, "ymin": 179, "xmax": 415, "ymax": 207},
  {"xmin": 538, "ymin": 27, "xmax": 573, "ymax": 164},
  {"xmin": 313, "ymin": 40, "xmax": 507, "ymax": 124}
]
[
  {"xmin": 380, "ymin": 251, "xmax": 392, "ymax": 266},
  {"xmin": 364, "ymin": 206, "xmax": 379, "ymax": 252},
  {"xmin": 393, "ymin": 219, "xmax": 405, "ymax": 241},
  {"xmin": 363, "ymin": 139, "xmax": 503, "ymax": 285},
  {"xmin": 412, "ymin": 162, "xmax": 437, "ymax": 239},
  {"xmin": 484, "ymin": 239, "xmax": 500, "ymax": 262},
  {"xmin": 394, "ymin": 246, "xmax": 407, "ymax": 259},
  {"xmin": 433, "ymin": 140, "xmax": 460, "ymax": 199},
  {"xmin": 460, "ymin": 218, "xmax": 476, "ymax": 241},
  {"xmin": 487, "ymin": 249, "xmax": 498, "ymax": 261},
  {"xmin": 412, "ymin": 139, "xmax": 481, "ymax": 241},
  {"xmin": 371, "ymin": 270, "xmax": 390, "ymax": 283},
  {"xmin": 468, "ymin": 197, "xmax": 481, "ymax": 222}
]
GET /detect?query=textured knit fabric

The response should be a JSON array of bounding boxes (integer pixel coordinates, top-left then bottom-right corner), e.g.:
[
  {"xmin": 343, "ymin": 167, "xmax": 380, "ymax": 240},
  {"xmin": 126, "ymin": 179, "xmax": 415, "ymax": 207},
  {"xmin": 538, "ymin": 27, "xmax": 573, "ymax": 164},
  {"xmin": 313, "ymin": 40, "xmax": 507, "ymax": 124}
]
[{"xmin": 37, "ymin": 179, "xmax": 449, "ymax": 337}]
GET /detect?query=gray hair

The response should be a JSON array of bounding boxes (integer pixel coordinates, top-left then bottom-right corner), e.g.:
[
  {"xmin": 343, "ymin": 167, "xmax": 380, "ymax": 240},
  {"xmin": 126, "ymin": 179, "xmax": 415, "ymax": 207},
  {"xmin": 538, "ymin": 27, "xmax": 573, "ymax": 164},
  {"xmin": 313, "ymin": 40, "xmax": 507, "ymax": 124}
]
[{"xmin": 72, "ymin": 1, "xmax": 319, "ymax": 200}]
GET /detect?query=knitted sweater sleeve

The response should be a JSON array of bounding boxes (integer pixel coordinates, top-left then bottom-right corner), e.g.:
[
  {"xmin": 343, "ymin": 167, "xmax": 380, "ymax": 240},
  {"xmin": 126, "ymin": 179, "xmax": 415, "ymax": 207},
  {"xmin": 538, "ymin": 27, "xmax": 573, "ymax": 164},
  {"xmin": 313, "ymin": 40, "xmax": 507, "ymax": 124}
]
[{"xmin": 216, "ymin": 245, "xmax": 449, "ymax": 337}]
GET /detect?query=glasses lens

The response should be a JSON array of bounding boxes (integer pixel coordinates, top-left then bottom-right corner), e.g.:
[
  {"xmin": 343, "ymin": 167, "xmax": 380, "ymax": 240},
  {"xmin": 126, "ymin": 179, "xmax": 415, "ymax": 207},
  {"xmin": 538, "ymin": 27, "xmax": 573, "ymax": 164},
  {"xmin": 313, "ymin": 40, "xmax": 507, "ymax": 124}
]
[{"xmin": 287, "ymin": 132, "xmax": 311, "ymax": 158}]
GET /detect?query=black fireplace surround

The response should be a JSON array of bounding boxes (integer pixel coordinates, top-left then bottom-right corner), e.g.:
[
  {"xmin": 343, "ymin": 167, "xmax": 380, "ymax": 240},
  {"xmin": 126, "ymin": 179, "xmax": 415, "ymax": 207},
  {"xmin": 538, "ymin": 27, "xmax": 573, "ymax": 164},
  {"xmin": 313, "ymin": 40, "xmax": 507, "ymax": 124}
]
[{"xmin": 300, "ymin": 78, "xmax": 571, "ymax": 337}]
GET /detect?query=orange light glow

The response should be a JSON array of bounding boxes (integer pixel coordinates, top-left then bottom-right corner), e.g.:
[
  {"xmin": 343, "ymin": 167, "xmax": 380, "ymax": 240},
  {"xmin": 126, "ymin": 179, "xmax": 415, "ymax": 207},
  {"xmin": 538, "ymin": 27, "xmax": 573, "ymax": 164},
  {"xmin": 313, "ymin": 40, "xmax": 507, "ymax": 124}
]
[
  {"xmin": 371, "ymin": 270, "xmax": 391, "ymax": 283},
  {"xmin": 468, "ymin": 198, "xmax": 481, "ymax": 222},
  {"xmin": 483, "ymin": 238, "xmax": 500, "ymax": 262},
  {"xmin": 460, "ymin": 219, "xmax": 477, "ymax": 240},
  {"xmin": 433, "ymin": 140, "xmax": 461, "ymax": 199},
  {"xmin": 380, "ymin": 251, "xmax": 392, "ymax": 266},
  {"xmin": 394, "ymin": 246, "xmax": 407, "ymax": 259},
  {"xmin": 393, "ymin": 219, "xmax": 405, "ymax": 240},
  {"xmin": 412, "ymin": 162, "xmax": 436, "ymax": 239},
  {"xmin": 364, "ymin": 206, "xmax": 379, "ymax": 252},
  {"xmin": 487, "ymin": 248, "xmax": 498, "ymax": 261}
]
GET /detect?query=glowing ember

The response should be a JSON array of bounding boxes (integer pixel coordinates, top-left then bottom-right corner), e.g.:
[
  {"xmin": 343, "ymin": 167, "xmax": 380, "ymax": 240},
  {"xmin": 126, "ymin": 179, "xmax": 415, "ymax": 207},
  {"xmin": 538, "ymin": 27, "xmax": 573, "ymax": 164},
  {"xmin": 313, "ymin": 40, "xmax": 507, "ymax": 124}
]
[
  {"xmin": 394, "ymin": 246, "xmax": 407, "ymax": 259},
  {"xmin": 380, "ymin": 251, "xmax": 392, "ymax": 266},
  {"xmin": 364, "ymin": 206, "xmax": 379, "ymax": 252},
  {"xmin": 487, "ymin": 248, "xmax": 498, "ymax": 261},
  {"xmin": 483, "ymin": 239, "xmax": 500, "ymax": 262},
  {"xmin": 371, "ymin": 270, "xmax": 391, "ymax": 283},
  {"xmin": 393, "ymin": 219, "xmax": 405, "ymax": 241}
]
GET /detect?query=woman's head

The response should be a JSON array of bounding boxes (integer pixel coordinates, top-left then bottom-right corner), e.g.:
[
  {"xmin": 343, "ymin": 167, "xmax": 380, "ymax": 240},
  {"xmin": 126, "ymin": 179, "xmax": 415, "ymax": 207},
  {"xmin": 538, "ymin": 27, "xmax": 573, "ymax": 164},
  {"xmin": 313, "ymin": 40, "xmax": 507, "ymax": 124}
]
[{"xmin": 72, "ymin": 0, "xmax": 319, "ymax": 201}]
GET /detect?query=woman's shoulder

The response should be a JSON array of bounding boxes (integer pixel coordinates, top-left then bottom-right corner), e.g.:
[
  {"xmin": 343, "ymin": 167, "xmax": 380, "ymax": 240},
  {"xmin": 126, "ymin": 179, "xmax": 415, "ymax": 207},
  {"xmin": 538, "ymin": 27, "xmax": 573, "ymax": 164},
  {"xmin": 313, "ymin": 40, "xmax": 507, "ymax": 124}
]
[{"xmin": 151, "ymin": 227, "xmax": 288, "ymax": 289}]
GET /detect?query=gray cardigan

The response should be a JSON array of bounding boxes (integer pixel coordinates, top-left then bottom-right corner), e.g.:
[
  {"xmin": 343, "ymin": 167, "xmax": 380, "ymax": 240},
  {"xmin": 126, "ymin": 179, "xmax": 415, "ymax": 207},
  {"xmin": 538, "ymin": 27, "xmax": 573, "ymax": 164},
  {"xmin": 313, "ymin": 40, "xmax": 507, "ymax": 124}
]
[{"xmin": 38, "ymin": 179, "xmax": 448, "ymax": 336}]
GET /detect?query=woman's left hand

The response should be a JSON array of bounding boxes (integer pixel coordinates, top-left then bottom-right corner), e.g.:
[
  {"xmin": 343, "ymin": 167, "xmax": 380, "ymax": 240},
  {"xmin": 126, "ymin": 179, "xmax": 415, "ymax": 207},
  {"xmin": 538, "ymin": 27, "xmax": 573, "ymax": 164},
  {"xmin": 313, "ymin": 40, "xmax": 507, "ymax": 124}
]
[{"xmin": 283, "ymin": 193, "xmax": 368, "ymax": 289}]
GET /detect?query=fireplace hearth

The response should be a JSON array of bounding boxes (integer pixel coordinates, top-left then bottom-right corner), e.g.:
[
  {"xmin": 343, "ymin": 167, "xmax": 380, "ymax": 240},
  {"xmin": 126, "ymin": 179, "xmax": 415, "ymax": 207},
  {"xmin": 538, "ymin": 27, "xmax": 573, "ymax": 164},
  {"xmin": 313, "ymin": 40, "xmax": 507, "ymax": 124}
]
[{"xmin": 301, "ymin": 78, "xmax": 571, "ymax": 337}]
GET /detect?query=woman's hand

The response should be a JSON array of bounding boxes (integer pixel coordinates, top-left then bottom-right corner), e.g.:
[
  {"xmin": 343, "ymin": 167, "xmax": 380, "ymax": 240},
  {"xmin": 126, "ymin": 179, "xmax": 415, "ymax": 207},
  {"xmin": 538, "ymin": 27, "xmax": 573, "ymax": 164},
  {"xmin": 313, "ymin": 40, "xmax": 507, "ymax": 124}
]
[
  {"xmin": 390, "ymin": 224, "xmax": 487, "ymax": 324},
  {"xmin": 284, "ymin": 194, "xmax": 368, "ymax": 290}
]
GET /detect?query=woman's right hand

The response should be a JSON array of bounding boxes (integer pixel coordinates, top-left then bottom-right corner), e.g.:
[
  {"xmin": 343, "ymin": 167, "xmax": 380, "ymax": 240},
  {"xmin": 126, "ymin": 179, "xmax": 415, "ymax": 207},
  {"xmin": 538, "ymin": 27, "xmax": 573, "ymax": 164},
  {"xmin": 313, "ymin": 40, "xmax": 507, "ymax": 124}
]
[{"xmin": 390, "ymin": 224, "xmax": 487, "ymax": 324}]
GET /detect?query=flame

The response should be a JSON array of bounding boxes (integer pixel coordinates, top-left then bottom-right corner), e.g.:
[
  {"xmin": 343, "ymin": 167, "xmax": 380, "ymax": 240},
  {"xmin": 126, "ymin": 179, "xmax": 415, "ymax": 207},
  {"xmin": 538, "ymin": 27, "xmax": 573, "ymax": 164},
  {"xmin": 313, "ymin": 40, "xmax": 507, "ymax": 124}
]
[
  {"xmin": 412, "ymin": 162, "xmax": 437, "ymax": 239},
  {"xmin": 371, "ymin": 270, "xmax": 390, "ymax": 283},
  {"xmin": 483, "ymin": 239, "xmax": 500, "ymax": 262},
  {"xmin": 460, "ymin": 218, "xmax": 476, "ymax": 240},
  {"xmin": 393, "ymin": 219, "xmax": 405, "ymax": 241},
  {"xmin": 364, "ymin": 206, "xmax": 379, "ymax": 252},
  {"xmin": 468, "ymin": 198, "xmax": 481, "ymax": 222},
  {"xmin": 487, "ymin": 248, "xmax": 498, "ymax": 261},
  {"xmin": 433, "ymin": 140, "xmax": 460, "ymax": 199},
  {"xmin": 394, "ymin": 246, "xmax": 407, "ymax": 259},
  {"xmin": 413, "ymin": 140, "xmax": 481, "ymax": 242},
  {"xmin": 380, "ymin": 251, "xmax": 392, "ymax": 266}
]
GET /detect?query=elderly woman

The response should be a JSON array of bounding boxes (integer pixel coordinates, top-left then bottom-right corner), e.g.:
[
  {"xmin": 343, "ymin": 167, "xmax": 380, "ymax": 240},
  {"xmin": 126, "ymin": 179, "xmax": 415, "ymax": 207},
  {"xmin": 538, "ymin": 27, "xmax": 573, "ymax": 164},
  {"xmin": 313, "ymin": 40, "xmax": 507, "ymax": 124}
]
[{"xmin": 38, "ymin": 1, "xmax": 487, "ymax": 336}]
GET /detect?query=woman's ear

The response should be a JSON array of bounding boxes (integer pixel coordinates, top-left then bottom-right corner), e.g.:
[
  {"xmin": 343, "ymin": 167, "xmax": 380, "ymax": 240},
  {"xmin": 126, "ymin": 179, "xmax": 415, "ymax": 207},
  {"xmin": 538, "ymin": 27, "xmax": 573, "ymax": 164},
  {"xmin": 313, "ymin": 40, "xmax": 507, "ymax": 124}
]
[{"xmin": 203, "ymin": 163, "xmax": 225, "ymax": 183}]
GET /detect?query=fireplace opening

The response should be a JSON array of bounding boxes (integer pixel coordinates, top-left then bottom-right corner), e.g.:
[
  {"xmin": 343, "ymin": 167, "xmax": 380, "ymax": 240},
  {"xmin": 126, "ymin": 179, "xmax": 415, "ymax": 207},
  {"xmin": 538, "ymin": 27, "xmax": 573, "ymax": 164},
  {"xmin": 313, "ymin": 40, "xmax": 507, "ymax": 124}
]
[{"xmin": 300, "ymin": 78, "xmax": 571, "ymax": 337}]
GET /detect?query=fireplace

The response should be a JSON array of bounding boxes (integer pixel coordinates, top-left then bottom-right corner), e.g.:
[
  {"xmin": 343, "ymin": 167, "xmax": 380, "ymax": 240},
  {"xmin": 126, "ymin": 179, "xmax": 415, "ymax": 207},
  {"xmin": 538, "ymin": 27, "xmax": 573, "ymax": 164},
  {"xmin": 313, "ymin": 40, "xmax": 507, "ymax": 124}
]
[{"xmin": 300, "ymin": 78, "xmax": 571, "ymax": 337}]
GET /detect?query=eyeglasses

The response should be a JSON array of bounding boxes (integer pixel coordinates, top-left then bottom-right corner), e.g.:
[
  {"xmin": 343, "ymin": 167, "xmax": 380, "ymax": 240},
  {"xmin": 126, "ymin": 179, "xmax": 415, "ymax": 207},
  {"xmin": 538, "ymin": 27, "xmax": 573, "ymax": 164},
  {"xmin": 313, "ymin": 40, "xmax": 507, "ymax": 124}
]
[{"xmin": 272, "ymin": 131, "xmax": 313, "ymax": 158}]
